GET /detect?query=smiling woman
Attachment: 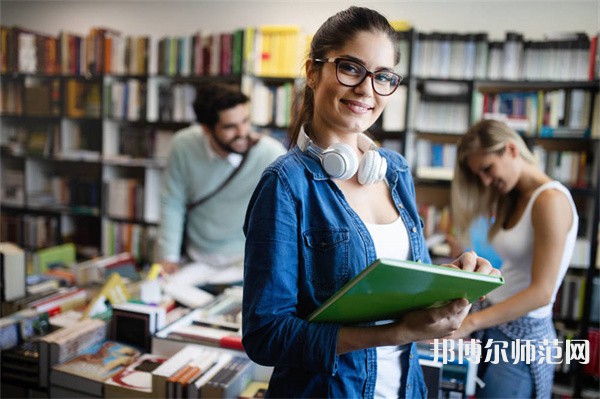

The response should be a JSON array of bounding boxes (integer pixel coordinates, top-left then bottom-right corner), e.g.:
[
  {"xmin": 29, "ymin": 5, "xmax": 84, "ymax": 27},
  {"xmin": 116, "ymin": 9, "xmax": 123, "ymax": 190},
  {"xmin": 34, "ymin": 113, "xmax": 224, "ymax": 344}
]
[{"xmin": 241, "ymin": 6, "xmax": 500, "ymax": 399}]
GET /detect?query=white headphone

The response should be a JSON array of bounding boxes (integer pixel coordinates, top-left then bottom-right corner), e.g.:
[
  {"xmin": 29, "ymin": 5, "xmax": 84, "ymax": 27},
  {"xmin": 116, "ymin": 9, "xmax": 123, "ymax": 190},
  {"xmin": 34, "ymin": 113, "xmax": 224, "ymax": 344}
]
[{"xmin": 297, "ymin": 125, "xmax": 387, "ymax": 185}]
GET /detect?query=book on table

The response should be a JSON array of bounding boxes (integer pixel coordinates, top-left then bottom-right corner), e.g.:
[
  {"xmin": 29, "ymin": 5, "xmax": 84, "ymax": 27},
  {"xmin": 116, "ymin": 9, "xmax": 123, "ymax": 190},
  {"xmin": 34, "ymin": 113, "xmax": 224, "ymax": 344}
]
[
  {"xmin": 308, "ymin": 258, "xmax": 504, "ymax": 324},
  {"xmin": 103, "ymin": 353, "xmax": 166, "ymax": 399},
  {"xmin": 50, "ymin": 340, "xmax": 142, "ymax": 397}
]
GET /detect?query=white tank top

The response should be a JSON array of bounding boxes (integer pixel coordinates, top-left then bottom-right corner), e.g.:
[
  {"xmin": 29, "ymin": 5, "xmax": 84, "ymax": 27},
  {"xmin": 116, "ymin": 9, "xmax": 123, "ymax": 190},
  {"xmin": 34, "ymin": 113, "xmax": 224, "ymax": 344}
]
[
  {"xmin": 364, "ymin": 216, "xmax": 410, "ymax": 399},
  {"xmin": 488, "ymin": 181, "xmax": 578, "ymax": 318}
]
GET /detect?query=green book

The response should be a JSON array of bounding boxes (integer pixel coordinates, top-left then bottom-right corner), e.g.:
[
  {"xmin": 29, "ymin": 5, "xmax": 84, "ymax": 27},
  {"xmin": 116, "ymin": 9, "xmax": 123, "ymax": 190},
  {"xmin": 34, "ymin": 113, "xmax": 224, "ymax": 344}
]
[{"xmin": 308, "ymin": 258, "xmax": 504, "ymax": 324}]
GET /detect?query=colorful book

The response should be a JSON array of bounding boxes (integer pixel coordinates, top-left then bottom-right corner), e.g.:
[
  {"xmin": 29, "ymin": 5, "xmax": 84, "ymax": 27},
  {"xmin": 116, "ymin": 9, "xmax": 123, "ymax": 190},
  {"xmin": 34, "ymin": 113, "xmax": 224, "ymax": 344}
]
[
  {"xmin": 50, "ymin": 340, "xmax": 141, "ymax": 397},
  {"xmin": 104, "ymin": 353, "xmax": 165, "ymax": 398},
  {"xmin": 38, "ymin": 318, "xmax": 107, "ymax": 387},
  {"xmin": 308, "ymin": 258, "xmax": 504, "ymax": 324},
  {"xmin": 238, "ymin": 380, "xmax": 269, "ymax": 399}
]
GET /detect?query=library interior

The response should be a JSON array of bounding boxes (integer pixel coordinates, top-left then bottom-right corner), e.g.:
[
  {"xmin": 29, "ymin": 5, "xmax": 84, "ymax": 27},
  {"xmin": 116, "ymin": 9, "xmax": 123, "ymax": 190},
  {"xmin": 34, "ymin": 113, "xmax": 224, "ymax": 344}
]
[{"xmin": 0, "ymin": 1, "xmax": 598, "ymax": 398}]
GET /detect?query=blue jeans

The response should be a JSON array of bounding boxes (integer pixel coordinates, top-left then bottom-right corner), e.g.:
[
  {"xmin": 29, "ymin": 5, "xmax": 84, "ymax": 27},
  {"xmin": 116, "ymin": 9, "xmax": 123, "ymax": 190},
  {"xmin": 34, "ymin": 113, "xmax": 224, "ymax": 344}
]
[{"xmin": 477, "ymin": 327, "xmax": 534, "ymax": 398}]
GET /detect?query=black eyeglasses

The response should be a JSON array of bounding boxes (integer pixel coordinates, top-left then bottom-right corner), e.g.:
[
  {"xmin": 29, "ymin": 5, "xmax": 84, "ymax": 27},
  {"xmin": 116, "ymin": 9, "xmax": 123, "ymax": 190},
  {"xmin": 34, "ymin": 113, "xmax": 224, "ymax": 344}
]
[{"xmin": 313, "ymin": 57, "xmax": 402, "ymax": 96}]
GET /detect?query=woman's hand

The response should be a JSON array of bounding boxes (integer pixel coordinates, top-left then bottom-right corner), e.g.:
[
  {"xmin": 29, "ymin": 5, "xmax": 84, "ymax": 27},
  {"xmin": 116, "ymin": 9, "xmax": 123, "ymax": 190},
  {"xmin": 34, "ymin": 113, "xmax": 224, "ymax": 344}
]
[
  {"xmin": 444, "ymin": 314, "xmax": 477, "ymax": 340},
  {"xmin": 337, "ymin": 299, "xmax": 471, "ymax": 354},
  {"xmin": 445, "ymin": 250, "xmax": 501, "ymax": 276},
  {"xmin": 390, "ymin": 298, "xmax": 471, "ymax": 344}
]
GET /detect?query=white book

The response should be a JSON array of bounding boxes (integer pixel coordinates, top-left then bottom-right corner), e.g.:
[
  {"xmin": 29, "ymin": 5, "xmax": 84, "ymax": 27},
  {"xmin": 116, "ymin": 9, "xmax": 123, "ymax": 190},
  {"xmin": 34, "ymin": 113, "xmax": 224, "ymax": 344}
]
[
  {"xmin": 382, "ymin": 85, "xmax": 407, "ymax": 131},
  {"xmin": 151, "ymin": 345, "xmax": 207, "ymax": 399},
  {"xmin": 0, "ymin": 242, "xmax": 26, "ymax": 301},
  {"xmin": 146, "ymin": 78, "xmax": 159, "ymax": 122},
  {"xmin": 144, "ymin": 168, "xmax": 161, "ymax": 223}
]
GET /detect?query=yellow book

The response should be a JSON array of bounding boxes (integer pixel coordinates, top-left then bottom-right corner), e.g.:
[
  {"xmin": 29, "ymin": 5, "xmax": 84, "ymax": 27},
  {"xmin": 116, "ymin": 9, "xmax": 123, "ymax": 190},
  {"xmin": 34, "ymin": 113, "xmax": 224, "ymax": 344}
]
[
  {"xmin": 259, "ymin": 25, "xmax": 299, "ymax": 34},
  {"xmin": 243, "ymin": 26, "xmax": 255, "ymax": 75},
  {"xmin": 83, "ymin": 272, "xmax": 130, "ymax": 318},
  {"xmin": 259, "ymin": 31, "xmax": 271, "ymax": 77},
  {"xmin": 536, "ymin": 90, "xmax": 545, "ymax": 136},
  {"xmin": 389, "ymin": 20, "xmax": 412, "ymax": 32}
]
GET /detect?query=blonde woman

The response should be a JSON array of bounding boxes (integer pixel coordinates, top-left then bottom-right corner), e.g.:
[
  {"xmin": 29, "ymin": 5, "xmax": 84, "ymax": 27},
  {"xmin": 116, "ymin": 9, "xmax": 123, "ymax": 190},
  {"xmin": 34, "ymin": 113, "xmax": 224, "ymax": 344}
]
[{"xmin": 450, "ymin": 119, "xmax": 579, "ymax": 398}]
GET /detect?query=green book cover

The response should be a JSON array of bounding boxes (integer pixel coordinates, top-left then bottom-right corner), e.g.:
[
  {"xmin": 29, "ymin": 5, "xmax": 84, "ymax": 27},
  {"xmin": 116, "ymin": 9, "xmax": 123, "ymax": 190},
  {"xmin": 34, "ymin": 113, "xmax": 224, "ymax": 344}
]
[{"xmin": 308, "ymin": 258, "xmax": 504, "ymax": 324}]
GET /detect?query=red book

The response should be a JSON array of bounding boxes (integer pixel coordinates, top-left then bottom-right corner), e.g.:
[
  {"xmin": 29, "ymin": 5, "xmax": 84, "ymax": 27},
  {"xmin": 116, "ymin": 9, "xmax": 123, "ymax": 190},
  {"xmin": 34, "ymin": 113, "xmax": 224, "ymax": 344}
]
[
  {"xmin": 589, "ymin": 34, "xmax": 598, "ymax": 81},
  {"xmin": 219, "ymin": 335, "xmax": 244, "ymax": 351}
]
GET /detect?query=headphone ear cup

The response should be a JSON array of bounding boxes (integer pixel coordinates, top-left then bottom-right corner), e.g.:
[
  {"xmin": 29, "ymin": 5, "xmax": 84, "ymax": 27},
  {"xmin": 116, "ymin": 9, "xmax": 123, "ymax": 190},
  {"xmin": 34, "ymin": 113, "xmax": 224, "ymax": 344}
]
[
  {"xmin": 321, "ymin": 142, "xmax": 358, "ymax": 180},
  {"xmin": 377, "ymin": 157, "xmax": 387, "ymax": 181},
  {"xmin": 358, "ymin": 150, "xmax": 386, "ymax": 185},
  {"xmin": 358, "ymin": 150, "xmax": 378, "ymax": 185}
]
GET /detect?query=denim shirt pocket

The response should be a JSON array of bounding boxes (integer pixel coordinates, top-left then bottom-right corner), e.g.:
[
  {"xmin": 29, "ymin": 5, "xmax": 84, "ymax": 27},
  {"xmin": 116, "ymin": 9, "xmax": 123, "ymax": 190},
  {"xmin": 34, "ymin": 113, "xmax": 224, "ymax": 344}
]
[{"xmin": 303, "ymin": 228, "xmax": 350, "ymax": 301}]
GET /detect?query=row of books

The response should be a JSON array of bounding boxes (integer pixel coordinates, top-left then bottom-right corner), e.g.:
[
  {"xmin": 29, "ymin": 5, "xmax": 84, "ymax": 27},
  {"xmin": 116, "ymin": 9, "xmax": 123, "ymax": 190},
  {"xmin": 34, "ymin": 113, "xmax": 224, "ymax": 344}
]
[
  {"xmin": 0, "ymin": 77, "xmax": 105, "ymax": 121},
  {"xmin": 1, "ymin": 114, "xmax": 101, "ymax": 162},
  {"xmin": 3, "ymin": 24, "xmax": 599, "ymax": 83},
  {"xmin": 552, "ymin": 273, "xmax": 598, "ymax": 322},
  {"xmin": 413, "ymin": 140, "xmax": 457, "ymax": 181},
  {"xmin": 1, "ymin": 118, "xmax": 173, "ymax": 165},
  {"xmin": 156, "ymin": 30, "xmax": 244, "ymax": 77},
  {"xmin": 0, "ymin": 214, "xmax": 61, "ymax": 252},
  {"xmin": 249, "ymin": 80, "xmax": 295, "ymax": 127},
  {"xmin": 553, "ymin": 324, "xmax": 599, "ymax": 380},
  {"xmin": 1, "ymin": 165, "xmax": 162, "ymax": 224},
  {"xmin": 150, "ymin": 80, "xmax": 196, "ymax": 123},
  {"xmin": 102, "ymin": 221, "xmax": 158, "ymax": 265},
  {"xmin": 103, "ymin": 169, "xmax": 160, "ymax": 224},
  {"xmin": 0, "ymin": 26, "xmax": 60, "ymax": 74},
  {"xmin": 474, "ymin": 89, "xmax": 596, "ymax": 138},
  {"xmin": 583, "ymin": 328, "xmax": 599, "ymax": 378},
  {"xmin": 105, "ymin": 178, "xmax": 147, "ymax": 221},
  {"xmin": 410, "ymin": 133, "xmax": 596, "ymax": 189},
  {"xmin": 413, "ymin": 31, "xmax": 598, "ymax": 81},
  {"xmin": 249, "ymin": 26, "xmax": 305, "ymax": 78},
  {"xmin": 0, "ymin": 26, "xmax": 150, "ymax": 76},
  {"xmin": 27, "ymin": 176, "xmax": 101, "ymax": 213},
  {"xmin": 0, "ymin": 277, "xmax": 266, "ymax": 398},
  {"xmin": 100, "ymin": 30, "xmax": 151, "ymax": 76},
  {"xmin": 412, "ymin": 81, "xmax": 471, "ymax": 133},
  {"xmin": 105, "ymin": 126, "xmax": 173, "ymax": 162},
  {"xmin": 64, "ymin": 78, "xmax": 103, "ymax": 118},
  {"xmin": 414, "ymin": 101, "xmax": 470, "ymax": 135},
  {"xmin": 539, "ymin": 150, "xmax": 595, "ymax": 189},
  {"xmin": 418, "ymin": 203, "xmax": 452, "ymax": 240},
  {"xmin": 2, "ymin": 74, "xmax": 200, "ymax": 123},
  {"xmin": 105, "ymin": 78, "xmax": 147, "ymax": 121},
  {"xmin": 1, "ymin": 24, "xmax": 308, "ymax": 79}
]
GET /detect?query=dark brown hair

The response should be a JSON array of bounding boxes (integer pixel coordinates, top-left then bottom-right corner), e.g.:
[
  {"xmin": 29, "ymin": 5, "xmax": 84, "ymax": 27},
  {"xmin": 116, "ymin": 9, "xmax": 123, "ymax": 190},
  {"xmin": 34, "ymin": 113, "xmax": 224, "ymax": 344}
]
[
  {"xmin": 289, "ymin": 6, "xmax": 400, "ymax": 147},
  {"xmin": 193, "ymin": 82, "xmax": 249, "ymax": 129}
]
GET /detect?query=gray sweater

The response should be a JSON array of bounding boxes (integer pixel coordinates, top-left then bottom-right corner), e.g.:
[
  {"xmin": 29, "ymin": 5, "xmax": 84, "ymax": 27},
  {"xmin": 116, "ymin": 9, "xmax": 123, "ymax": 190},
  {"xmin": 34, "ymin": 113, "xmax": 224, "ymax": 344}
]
[{"xmin": 159, "ymin": 125, "xmax": 286, "ymax": 262}]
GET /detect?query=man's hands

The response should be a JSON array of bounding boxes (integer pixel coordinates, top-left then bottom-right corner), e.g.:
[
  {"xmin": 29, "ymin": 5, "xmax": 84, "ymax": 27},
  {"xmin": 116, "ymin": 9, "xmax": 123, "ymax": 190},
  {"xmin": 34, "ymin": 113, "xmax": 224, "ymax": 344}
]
[{"xmin": 159, "ymin": 260, "xmax": 180, "ymax": 274}]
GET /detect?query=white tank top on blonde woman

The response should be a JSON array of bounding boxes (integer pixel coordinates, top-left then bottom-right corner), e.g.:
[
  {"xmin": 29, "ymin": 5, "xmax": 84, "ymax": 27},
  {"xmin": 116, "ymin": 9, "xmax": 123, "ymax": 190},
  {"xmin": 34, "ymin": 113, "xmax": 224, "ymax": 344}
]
[
  {"xmin": 364, "ymin": 216, "xmax": 410, "ymax": 399},
  {"xmin": 488, "ymin": 181, "xmax": 578, "ymax": 318}
]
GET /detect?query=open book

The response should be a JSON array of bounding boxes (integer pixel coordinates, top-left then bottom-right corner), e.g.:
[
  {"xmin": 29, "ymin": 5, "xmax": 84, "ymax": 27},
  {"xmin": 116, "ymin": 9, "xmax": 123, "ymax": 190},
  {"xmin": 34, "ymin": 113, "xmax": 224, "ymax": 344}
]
[{"xmin": 308, "ymin": 258, "xmax": 504, "ymax": 324}]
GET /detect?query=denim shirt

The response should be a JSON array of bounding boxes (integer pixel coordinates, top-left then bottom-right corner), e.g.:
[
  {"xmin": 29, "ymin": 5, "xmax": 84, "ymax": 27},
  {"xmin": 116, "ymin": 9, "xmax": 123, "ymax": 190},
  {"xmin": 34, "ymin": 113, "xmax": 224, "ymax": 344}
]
[{"xmin": 243, "ymin": 146, "xmax": 429, "ymax": 398}]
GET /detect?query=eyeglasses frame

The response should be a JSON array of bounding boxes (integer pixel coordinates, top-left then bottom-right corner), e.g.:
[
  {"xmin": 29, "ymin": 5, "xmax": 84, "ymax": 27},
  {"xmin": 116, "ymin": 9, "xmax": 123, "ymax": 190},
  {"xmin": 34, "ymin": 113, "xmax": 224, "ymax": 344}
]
[{"xmin": 313, "ymin": 57, "xmax": 403, "ymax": 96}]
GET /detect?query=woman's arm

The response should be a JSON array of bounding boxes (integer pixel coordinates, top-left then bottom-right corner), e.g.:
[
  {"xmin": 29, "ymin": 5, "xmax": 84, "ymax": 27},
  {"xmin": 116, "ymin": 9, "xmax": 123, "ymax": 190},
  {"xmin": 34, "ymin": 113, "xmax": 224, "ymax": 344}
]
[
  {"xmin": 450, "ymin": 189, "xmax": 574, "ymax": 337},
  {"xmin": 242, "ymin": 170, "xmax": 342, "ymax": 375}
]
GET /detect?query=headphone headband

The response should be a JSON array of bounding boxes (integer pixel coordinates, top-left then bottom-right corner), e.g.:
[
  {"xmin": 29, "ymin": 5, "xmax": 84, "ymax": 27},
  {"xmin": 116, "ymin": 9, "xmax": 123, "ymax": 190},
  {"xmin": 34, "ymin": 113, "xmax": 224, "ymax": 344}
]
[{"xmin": 297, "ymin": 125, "xmax": 376, "ymax": 154}]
